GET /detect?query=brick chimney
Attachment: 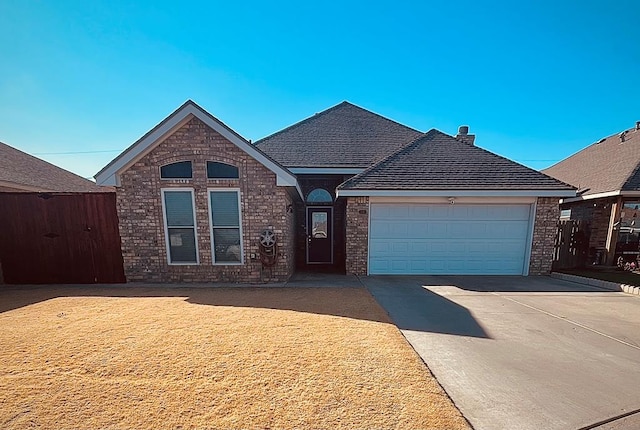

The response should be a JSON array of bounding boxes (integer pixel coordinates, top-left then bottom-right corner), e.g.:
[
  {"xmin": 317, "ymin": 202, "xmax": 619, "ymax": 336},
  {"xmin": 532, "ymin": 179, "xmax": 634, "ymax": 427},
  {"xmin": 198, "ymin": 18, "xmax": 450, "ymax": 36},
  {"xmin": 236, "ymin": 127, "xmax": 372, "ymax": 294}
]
[{"xmin": 456, "ymin": 125, "xmax": 475, "ymax": 145}]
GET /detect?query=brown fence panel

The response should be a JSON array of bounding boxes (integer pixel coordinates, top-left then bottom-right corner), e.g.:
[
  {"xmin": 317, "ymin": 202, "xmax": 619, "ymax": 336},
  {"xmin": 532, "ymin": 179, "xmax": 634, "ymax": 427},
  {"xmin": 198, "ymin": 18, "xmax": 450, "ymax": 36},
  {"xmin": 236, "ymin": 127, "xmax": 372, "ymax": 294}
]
[
  {"xmin": 0, "ymin": 192, "xmax": 125, "ymax": 284},
  {"xmin": 552, "ymin": 220, "xmax": 590, "ymax": 270}
]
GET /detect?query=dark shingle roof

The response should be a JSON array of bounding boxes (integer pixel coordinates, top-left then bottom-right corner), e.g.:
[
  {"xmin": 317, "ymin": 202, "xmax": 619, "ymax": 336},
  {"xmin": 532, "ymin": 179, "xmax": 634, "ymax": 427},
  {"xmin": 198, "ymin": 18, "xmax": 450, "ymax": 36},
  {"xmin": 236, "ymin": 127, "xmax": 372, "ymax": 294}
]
[
  {"xmin": 0, "ymin": 142, "xmax": 108, "ymax": 192},
  {"xmin": 542, "ymin": 126, "xmax": 640, "ymax": 196},
  {"xmin": 254, "ymin": 101, "xmax": 423, "ymax": 168},
  {"xmin": 339, "ymin": 130, "xmax": 575, "ymax": 191}
]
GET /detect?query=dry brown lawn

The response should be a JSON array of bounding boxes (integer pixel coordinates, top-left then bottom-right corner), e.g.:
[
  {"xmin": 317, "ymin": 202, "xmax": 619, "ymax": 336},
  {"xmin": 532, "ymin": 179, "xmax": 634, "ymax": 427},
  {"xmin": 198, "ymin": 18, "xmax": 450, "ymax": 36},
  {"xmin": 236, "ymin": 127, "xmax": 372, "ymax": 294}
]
[{"xmin": 0, "ymin": 286, "xmax": 469, "ymax": 430}]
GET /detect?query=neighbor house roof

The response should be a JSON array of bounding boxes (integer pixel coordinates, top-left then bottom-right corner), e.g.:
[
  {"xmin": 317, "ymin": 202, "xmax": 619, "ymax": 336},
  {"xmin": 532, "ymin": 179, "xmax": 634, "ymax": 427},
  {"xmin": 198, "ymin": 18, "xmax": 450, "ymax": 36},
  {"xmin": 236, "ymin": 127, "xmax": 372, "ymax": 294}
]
[
  {"xmin": 543, "ymin": 124, "xmax": 640, "ymax": 198},
  {"xmin": 95, "ymin": 100, "xmax": 301, "ymax": 196},
  {"xmin": 254, "ymin": 101, "xmax": 423, "ymax": 170},
  {"xmin": 0, "ymin": 142, "xmax": 108, "ymax": 192},
  {"xmin": 337, "ymin": 130, "xmax": 575, "ymax": 197}
]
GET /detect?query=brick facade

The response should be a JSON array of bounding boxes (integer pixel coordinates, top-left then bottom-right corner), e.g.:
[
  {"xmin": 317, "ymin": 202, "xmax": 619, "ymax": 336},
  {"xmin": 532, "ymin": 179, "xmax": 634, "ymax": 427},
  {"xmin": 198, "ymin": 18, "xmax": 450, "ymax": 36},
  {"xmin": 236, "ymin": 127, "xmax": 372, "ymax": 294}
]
[
  {"xmin": 116, "ymin": 117, "xmax": 295, "ymax": 283},
  {"xmin": 528, "ymin": 197, "xmax": 560, "ymax": 275},
  {"xmin": 564, "ymin": 198, "xmax": 614, "ymax": 250},
  {"xmin": 345, "ymin": 197, "xmax": 369, "ymax": 276}
]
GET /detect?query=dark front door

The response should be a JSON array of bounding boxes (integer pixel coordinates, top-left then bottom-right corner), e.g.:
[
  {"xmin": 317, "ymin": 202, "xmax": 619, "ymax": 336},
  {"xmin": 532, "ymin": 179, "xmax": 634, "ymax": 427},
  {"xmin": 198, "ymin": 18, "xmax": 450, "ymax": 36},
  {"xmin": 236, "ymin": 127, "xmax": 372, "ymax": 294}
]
[{"xmin": 307, "ymin": 207, "xmax": 333, "ymax": 264}]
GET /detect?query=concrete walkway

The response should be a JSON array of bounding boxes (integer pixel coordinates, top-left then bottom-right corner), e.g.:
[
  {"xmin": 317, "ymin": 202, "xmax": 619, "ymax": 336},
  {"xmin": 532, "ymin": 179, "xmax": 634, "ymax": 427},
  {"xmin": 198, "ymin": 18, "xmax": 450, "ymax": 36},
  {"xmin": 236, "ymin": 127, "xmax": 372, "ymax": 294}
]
[{"xmin": 362, "ymin": 275, "xmax": 640, "ymax": 430}]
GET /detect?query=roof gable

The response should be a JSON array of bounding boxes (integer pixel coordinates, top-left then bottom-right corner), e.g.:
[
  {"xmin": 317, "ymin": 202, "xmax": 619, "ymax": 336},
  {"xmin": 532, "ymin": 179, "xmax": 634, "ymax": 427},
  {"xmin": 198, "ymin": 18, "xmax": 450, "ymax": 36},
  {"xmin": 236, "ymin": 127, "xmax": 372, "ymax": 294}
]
[
  {"xmin": 95, "ymin": 100, "xmax": 299, "ymax": 191},
  {"xmin": 254, "ymin": 101, "xmax": 423, "ymax": 169},
  {"xmin": 543, "ymin": 126, "xmax": 640, "ymax": 197},
  {"xmin": 0, "ymin": 142, "xmax": 107, "ymax": 192},
  {"xmin": 338, "ymin": 130, "xmax": 575, "ymax": 197}
]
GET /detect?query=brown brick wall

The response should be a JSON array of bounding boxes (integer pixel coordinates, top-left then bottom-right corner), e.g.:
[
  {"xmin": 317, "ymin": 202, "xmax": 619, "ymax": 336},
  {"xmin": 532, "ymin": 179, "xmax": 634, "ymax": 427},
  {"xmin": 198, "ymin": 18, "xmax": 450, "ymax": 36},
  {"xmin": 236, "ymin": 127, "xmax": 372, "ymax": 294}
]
[
  {"xmin": 563, "ymin": 199, "xmax": 614, "ymax": 250},
  {"xmin": 345, "ymin": 197, "xmax": 369, "ymax": 275},
  {"xmin": 116, "ymin": 117, "xmax": 295, "ymax": 283},
  {"xmin": 529, "ymin": 197, "xmax": 560, "ymax": 275}
]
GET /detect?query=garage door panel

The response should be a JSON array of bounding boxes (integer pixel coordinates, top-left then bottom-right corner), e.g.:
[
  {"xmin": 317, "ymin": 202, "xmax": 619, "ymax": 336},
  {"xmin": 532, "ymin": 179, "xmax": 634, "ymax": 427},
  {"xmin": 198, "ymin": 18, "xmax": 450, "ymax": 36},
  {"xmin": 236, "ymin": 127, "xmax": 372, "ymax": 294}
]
[
  {"xmin": 372, "ymin": 204, "xmax": 410, "ymax": 219},
  {"xmin": 410, "ymin": 242, "xmax": 428, "ymax": 254},
  {"xmin": 369, "ymin": 203, "xmax": 531, "ymax": 275}
]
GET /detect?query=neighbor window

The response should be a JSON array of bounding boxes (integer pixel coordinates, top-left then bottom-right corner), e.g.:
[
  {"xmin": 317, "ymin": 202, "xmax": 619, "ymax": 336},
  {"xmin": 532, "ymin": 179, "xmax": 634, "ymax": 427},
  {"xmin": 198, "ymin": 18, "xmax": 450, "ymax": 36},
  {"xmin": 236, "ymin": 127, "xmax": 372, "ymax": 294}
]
[
  {"xmin": 161, "ymin": 189, "xmax": 198, "ymax": 264},
  {"xmin": 559, "ymin": 209, "xmax": 571, "ymax": 220},
  {"xmin": 209, "ymin": 189, "xmax": 243, "ymax": 263},
  {"xmin": 160, "ymin": 161, "xmax": 192, "ymax": 179},
  {"xmin": 207, "ymin": 161, "xmax": 239, "ymax": 179}
]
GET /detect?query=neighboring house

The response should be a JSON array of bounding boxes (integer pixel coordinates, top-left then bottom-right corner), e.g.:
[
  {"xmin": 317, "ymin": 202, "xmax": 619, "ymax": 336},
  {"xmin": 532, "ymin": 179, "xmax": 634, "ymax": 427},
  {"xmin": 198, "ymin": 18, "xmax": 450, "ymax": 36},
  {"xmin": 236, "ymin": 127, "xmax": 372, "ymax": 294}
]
[
  {"xmin": 96, "ymin": 100, "xmax": 575, "ymax": 283},
  {"xmin": 543, "ymin": 122, "xmax": 640, "ymax": 265},
  {"xmin": 0, "ymin": 141, "xmax": 106, "ymax": 192}
]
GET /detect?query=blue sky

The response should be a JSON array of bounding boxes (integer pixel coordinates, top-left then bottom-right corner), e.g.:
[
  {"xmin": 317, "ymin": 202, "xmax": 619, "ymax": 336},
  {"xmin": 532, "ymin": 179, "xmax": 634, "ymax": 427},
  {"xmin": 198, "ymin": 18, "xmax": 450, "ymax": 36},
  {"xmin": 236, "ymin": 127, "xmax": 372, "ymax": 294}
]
[{"xmin": 1, "ymin": 0, "xmax": 638, "ymax": 179}]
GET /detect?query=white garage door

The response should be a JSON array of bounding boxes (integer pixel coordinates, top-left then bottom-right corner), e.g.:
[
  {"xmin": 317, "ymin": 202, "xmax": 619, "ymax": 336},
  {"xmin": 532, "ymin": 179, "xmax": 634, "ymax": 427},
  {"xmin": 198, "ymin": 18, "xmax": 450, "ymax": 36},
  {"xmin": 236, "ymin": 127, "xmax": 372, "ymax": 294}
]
[{"xmin": 369, "ymin": 203, "xmax": 532, "ymax": 275}]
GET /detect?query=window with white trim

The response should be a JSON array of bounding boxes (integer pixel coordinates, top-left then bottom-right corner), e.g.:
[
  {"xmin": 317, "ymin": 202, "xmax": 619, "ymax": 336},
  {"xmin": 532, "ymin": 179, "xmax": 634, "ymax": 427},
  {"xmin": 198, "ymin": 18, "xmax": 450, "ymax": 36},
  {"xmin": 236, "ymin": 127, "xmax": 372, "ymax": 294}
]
[
  {"xmin": 209, "ymin": 189, "xmax": 243, "ymax": 263},
  {"xmin": 161, "ymin": 189, "xmax": 198, "ymax": 264}
]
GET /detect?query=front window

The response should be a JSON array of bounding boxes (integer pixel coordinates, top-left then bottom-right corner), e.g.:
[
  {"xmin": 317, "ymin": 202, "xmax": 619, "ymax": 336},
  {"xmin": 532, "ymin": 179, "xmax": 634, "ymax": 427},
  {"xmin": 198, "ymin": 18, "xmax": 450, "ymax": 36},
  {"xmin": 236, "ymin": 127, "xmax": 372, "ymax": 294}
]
[
  {"xmin": 209, "ymin": 189, "xmax": 243, "ymax": 264},
  {"xmin": 207, "ymin": 161, "xmax": 239, "ymax": 179},
  {"xmin": 160, "ymin": 161, "xmax": 192, "ymax": 179},
  {"xmin": 161, "ymin": 189, "xmax": 198, "ymax": 264}
]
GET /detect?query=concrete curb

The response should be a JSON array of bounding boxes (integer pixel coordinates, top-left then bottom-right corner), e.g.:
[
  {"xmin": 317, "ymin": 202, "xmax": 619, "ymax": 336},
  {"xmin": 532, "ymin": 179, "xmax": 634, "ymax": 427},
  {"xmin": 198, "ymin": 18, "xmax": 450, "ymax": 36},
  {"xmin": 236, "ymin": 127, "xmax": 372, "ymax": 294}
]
[{"xmin": 551, "ymin": 272, "xmax": 640, "ymax": 296}]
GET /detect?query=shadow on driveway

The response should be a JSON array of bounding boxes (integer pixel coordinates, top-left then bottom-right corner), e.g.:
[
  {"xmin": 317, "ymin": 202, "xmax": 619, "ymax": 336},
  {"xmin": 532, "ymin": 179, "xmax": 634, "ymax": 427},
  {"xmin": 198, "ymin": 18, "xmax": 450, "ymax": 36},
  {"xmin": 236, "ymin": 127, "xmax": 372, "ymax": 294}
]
[{"xmin": 362, "ymin": 276, "xmax": 491, "ymax": 338}]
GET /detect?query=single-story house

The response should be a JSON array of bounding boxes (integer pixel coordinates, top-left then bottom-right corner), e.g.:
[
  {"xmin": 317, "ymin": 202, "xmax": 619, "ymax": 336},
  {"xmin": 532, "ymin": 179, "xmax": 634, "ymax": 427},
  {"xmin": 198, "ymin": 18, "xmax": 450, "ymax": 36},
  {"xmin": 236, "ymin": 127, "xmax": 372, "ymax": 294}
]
[
  {"xmin": 0, "ymin": 142, "xmax": 122, "ymax": 284},
  {"xmin": 95, "ymin": 100, "xmax": 575, "ymax": 282},
  {"xmin": 543, "ymin": 121, "xmax": 640, "ymax": 265}
]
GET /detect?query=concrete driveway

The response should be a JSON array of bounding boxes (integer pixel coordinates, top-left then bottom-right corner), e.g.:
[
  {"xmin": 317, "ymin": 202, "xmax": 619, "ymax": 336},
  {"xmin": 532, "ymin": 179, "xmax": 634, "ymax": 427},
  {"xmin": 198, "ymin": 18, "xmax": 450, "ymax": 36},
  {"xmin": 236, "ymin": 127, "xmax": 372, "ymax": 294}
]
[{"xmin": 362, "ymin": 275, "xmax": 640, "ymax": 430}]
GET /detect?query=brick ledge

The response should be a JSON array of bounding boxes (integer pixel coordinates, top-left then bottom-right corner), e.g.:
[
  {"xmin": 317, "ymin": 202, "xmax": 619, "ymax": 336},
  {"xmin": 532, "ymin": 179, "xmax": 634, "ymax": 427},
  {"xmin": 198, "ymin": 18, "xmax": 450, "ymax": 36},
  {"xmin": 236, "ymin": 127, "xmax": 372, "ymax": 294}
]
[{"xmin": 551, "ymin": 272, "xmax": 640, "ymax": 296}]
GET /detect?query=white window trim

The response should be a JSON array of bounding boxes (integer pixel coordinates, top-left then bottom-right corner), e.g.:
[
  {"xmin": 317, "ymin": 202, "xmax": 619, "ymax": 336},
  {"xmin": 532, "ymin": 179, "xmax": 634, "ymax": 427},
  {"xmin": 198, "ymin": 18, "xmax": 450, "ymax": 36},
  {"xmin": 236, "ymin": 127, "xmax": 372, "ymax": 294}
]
[
  {"xmin": 208, "ymin": 188, "xmax": 244, "ymax": 265},
  {"xmin": 161, "ymin": 188, "xmax": 200, "ymax": 265},
  {"xmin": 159, "ymin": 160, "xmax": 193, "ymax": 180}
]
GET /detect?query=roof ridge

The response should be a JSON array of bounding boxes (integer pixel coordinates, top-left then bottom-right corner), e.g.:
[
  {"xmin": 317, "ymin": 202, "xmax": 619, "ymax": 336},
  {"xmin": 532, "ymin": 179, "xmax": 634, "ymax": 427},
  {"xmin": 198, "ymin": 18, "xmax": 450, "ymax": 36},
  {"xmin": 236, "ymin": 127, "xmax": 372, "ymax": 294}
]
[
  {"xmin": 338, "ymin": 129, "xmax": 575, "ymax": 191},
  {"xmin": 340, "ymin": 101, "xmax": 423, "ymax": 134},
  {"xmin": 543, "ymin": 124, "xmax": 640, "ymax": 195},
  {"xmin": 544, "ymin": 126, "xmax": 640, "ymax": 172},
  {"xmin": 338, "ymin": 129, "xmax": 439, "ymax": 189},
  {"xmin": 253, "ymin": 101, "xmax": 350, "ymax": 146},
  {"xmin": 460, "ymin": 137, "xmax": 577, "ymax": 188},
  {"xmin": 254, "ymin": 101, "xmax": 421, "ymax": 146}
]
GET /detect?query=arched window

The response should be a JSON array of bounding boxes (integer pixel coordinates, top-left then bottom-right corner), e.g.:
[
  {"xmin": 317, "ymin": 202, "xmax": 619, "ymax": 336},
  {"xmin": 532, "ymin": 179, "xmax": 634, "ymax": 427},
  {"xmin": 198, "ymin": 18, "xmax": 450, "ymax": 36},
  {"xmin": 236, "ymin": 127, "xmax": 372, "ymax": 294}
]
[
  {"xmin": 306, "ymin": 188, "xmax": 333, "ymax": 204},
  {"xmin": 207, "ymin": 161, "xmax": 239, "ymax": 179},
  {"xmin": 160, "ymin": 161, "xmax": 192, "ymax": 179}
]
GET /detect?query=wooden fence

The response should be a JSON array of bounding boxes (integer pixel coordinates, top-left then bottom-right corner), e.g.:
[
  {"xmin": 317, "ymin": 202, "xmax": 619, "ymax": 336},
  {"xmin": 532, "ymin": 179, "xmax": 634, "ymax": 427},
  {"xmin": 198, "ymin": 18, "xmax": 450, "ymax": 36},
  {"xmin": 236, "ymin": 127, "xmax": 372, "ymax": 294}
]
[
  {"xmin": 0, "ymin": 192, "xmax": 125, "ymax": 284},
  {"xmin": 552, "ymin": 220, "xmax": 591, "ymax": 270}
]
